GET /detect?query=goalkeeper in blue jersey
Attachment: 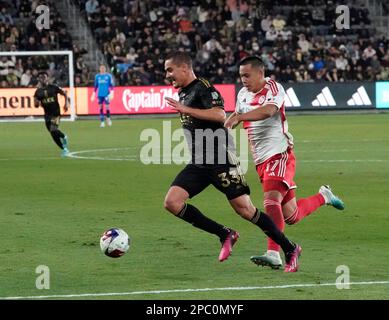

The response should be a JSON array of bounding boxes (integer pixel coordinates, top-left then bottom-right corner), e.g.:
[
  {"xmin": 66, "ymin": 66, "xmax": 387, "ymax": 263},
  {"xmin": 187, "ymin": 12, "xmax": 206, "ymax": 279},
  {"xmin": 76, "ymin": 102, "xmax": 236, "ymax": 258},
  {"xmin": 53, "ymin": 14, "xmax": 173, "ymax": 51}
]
[{"xmin": 91, "ymin": 65, "xmax": 114, "ymax": 127}]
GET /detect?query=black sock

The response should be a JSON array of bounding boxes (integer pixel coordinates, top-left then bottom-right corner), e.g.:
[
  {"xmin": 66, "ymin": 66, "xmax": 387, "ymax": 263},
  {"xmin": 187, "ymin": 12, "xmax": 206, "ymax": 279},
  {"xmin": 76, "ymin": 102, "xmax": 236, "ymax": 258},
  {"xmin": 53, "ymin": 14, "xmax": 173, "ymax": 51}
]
[
  {"xmin": 178, "ymin": 204, "xmax": 230, "ymax": 241},
  {"xmin": 251, "ymin": 209, "xmax": 295, "ymax": 254},
  {"xmin": 50, "ymin": 130, "xmax": 64, "ymax": 149}
]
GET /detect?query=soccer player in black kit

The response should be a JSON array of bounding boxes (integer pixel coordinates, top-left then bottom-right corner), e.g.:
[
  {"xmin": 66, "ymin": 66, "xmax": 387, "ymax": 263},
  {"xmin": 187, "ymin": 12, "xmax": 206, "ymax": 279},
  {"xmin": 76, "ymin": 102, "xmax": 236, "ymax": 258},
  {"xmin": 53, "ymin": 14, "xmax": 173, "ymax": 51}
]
[
  {"xmin": 163, "ymin": 52, "xmax": 301, "ymax": 272},
  {"xmin": 34, "ymin": 72, "xmax": 70, "ymax": 157}
]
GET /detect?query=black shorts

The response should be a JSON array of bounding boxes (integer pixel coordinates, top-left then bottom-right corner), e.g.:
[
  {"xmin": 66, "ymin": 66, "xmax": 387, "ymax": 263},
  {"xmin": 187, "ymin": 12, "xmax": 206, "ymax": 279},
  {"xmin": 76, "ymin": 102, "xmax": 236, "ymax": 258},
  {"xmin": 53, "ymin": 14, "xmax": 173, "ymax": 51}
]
[{"xmin": 171, "ymin": 164, "xmax": 250, "ymax": 200}]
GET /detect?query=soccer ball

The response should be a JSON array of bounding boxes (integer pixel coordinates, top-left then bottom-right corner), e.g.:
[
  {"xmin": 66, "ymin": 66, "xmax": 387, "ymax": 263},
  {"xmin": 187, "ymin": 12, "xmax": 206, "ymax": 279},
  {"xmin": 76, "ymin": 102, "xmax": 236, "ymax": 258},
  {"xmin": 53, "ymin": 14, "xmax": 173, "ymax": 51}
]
[{"xmin": 100, "ymin": 228, "xmax": 130, "ymax": 258}]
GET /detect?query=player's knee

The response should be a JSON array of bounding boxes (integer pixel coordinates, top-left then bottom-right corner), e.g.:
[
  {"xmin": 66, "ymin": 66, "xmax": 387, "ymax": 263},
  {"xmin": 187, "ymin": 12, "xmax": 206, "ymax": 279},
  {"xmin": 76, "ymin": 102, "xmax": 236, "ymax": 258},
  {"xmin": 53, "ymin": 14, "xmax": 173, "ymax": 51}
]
[
  {"xmin": 232, "ymin": 202, "xmax": 254, "ymax": 220},
  {"xmin": 163, "ymin": 197, "xmax": 183, "ymax": 215},
  {"xmin": 263, "ymin": 197, "xmax": 282, "ymax": 209}
]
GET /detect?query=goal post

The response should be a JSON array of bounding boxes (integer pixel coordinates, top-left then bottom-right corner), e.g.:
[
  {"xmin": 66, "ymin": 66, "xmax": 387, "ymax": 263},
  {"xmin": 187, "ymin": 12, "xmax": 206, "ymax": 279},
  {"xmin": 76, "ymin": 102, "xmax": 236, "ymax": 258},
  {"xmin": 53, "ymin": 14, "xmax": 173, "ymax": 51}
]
[{"xmin": 0, "ymin": 50, "xmax": 76, "ymax": 121}]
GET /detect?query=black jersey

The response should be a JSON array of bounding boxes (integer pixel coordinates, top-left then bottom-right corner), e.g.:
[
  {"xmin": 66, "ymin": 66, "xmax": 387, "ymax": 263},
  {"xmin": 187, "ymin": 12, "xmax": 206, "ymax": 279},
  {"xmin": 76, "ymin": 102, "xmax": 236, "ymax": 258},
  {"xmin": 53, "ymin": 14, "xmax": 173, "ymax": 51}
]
[
  {"xmin": 34, "ymin": 84, "xmax": 64, "ymax": 116},
  {"xmin": 178, "ymin": 78, "xmax": 237, "ymax": 167}
]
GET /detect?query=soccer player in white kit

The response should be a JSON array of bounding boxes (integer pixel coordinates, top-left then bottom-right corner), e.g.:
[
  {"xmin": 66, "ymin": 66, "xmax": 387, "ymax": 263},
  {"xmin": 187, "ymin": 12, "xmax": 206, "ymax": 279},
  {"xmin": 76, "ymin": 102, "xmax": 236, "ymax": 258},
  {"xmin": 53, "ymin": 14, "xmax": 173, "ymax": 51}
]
[{"xmin": 225, "ymin": 56, "xmax": 345, "ymax": 269}]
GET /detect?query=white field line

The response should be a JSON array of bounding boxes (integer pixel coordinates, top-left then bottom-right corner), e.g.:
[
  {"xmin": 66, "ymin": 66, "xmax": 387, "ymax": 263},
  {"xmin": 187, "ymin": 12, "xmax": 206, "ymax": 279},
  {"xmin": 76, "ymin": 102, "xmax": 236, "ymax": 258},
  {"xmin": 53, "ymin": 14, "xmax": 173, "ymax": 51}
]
[
  {"xmin": 2, "ymin": 280, "xmax": 389, "ymax": 300},
  {"xmin": 299, "ymin": 139, "xmax": 389, "ymax": 143},
  {"xmin": 0, "ymin": 157, "xmax": 59, "ymax": 161},
  {"xmin": 300, "ymin": 159, "xmax": 389, "ymax": 163},
  {"xmin": 1, "ymin": 147, "xmax": 388, "ymax": 162}
]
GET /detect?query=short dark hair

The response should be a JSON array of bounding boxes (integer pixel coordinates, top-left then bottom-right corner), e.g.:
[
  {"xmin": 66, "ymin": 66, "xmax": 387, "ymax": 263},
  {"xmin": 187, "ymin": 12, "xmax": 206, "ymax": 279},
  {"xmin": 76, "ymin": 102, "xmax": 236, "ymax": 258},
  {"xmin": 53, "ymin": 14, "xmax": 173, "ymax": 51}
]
[
  {"xmin": 238, "ymin": 56, "xmax": 265, "ymax": 70},
  {"xmin": 38, "ymin": 71, "xmax": 48, "ymax": 77},
  {"xmin": 165, "ymin": 51, "xmax": 193, "ymax": 68}
]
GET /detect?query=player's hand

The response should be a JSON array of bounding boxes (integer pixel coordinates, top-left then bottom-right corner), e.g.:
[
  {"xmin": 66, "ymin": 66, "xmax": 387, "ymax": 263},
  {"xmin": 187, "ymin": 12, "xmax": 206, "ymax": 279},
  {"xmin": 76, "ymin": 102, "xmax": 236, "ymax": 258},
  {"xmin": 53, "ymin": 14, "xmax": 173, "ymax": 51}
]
[
  {"xmin": 108, "ymin": 91, "xmax": 114, "ymax": 102},
  {"xmin": 224, "ymin": 113, "xmax": 240, "ymax": 129},
  {"xmin": 91, "ymin": 92, "xmax": 95, "ymax": 102},
  {"xmin": 165, "ymin": 97, "xmax": 188, "ymax": 114},
  {"xmin": 64, "ymin": 98, "xmax": 70, "ymax": 113}
]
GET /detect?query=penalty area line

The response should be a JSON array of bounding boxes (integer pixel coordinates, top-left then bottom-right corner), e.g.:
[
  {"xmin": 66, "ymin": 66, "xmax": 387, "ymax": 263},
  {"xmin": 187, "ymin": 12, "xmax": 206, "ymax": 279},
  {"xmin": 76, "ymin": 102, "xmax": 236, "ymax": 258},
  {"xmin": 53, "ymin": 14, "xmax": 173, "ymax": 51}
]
[{"xmin": 2, "ymin": 280, "xmax": 389, "ymax": 300}]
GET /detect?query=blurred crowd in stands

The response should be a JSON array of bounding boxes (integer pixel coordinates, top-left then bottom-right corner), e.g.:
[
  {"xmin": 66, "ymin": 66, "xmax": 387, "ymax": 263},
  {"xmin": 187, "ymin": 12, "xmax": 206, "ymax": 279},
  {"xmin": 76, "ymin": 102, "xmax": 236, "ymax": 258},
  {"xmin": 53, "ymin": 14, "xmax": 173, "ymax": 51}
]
[
  {"xmin": 1, "ymin": 0, "xmax": 388, "ymax": 87},
  {"xmin": 0, "ymin": 0, "xmax": 85, "ymax": 87}
]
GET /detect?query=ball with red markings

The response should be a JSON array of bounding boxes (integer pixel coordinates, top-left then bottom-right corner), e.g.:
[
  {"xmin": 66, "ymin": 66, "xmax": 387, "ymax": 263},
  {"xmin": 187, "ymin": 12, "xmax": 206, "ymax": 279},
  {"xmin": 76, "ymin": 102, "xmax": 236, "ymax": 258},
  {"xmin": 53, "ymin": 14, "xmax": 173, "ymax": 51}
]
[{"xmin": 100, "ymin": 228, "xmax": 130, "ymax": 258}]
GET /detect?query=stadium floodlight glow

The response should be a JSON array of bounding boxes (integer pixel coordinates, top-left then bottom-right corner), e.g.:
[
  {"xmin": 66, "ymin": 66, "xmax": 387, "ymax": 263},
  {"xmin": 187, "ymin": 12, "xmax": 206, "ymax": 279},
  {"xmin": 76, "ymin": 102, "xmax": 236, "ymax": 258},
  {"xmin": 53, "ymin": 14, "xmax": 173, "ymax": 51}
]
[{"xmin": 0, "ymin": 50, "xmax": 76, "ymax": 121}]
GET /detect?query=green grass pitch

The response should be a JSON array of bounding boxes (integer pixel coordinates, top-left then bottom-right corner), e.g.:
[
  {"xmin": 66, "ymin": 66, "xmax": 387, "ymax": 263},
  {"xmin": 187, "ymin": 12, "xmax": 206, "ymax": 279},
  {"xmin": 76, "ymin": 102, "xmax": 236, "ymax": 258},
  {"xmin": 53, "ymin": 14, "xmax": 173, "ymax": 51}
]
[{"xmin": 1, "ymin": 113, "xmax": 389, "ymax": 300}]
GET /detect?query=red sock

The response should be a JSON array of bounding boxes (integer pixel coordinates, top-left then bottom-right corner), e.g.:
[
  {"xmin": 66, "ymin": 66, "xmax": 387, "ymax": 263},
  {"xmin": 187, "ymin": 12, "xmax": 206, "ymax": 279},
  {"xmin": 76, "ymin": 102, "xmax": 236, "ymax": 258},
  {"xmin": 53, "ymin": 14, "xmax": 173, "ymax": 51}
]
[
  {"xmin": 264, "ymin": 199, "xmax": 285, "ymax": 252},
  {"xmin": 286, "ymin": 193, "xmax": 325, "ymax": 225}
]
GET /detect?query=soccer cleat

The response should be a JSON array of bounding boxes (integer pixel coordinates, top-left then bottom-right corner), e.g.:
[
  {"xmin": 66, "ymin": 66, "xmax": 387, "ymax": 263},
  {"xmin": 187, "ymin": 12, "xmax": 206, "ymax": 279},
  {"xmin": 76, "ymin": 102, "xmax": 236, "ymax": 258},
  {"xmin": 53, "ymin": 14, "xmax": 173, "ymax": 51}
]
[
  {"xmin": 61, "ymin": 135, "xmax": 68, "ymax": 149},
  {"xmin": 250, "ymin": 250, "xmax": 283, "ymax": 269},
  {"xmin": 284, "ymin": 244, "xmax": 302, "ymax": 273},
  {"xmin": 319, "ymin": 185, "xmax": 345, "ymax": 210},
  {"xmin": 61, "ymin": 147, "xmax": 70, "ymax": 157},
  {"xmin": 218, "ymin": 230, "xmax": 239, "ymax": 262},
  {"xmin": 106, "ymin": 118, "xmax": 112, "ymax": 126},
  {"xmin": 100, "ymin": 121, "xmax": 105, "ymax": 128}
]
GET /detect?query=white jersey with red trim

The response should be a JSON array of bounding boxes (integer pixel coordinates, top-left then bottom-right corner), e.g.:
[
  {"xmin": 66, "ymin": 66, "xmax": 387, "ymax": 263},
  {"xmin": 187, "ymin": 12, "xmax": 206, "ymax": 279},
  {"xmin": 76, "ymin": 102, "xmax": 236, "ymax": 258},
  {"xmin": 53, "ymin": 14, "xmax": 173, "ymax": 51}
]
[{"xmin": 236, "ymin": 77, "xmax": 294, "ymax": 165}]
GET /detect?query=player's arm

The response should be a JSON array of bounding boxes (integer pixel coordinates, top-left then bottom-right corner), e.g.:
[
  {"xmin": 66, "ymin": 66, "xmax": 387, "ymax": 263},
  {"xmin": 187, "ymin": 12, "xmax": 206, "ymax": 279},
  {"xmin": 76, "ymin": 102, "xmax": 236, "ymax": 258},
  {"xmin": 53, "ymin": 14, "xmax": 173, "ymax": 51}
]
[
  {"xmin": 226, "ymin": 85, "xmax": 285, "ymax": 127},
  {"xmin": 108, "ymin": 74, "xmax": 114, "ymax": 101},
  {"xmin": 166, "ymin": 84, "xmax": 226, "ymax": 123},
  {"xmin": 34, "ymin": 90, "xmax": 41, "ymax": 108},
  {"xmin": 236, "ymin": 103, "xmax": 278, "ymax": 121},
  {"xmin": 224, "ymin": 111, "xmax": 239, "ymax": 129},
  {"xmin": 57, "ymin": 87, "xmax": 70, "ymax": 112},
  {"xmin": 225, "ymin": 104, "xmax": 277, "ymax": 129},
  {"xmin": 34, "ymin": 97, "xmax": 40, "ymax": 108},
  {"xmin": 165, "ymin": 97, "xmax": 226, "ymax": 123}
]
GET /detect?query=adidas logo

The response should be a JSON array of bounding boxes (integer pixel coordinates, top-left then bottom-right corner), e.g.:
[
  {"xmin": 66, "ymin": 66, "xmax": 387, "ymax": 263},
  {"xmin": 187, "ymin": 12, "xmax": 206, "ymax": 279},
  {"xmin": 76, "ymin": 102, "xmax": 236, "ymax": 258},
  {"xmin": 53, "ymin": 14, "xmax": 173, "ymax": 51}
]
[
  {"xmin": 347, "ymin": 86, "xmax": 372, "ymax": 106},
  {"xmin": 284, "ymin": 88, "xmax": 301, "ymax": 107},
  {"xmin": 312, "ymin": 87, "xmax": 336, "ymax": 107}
]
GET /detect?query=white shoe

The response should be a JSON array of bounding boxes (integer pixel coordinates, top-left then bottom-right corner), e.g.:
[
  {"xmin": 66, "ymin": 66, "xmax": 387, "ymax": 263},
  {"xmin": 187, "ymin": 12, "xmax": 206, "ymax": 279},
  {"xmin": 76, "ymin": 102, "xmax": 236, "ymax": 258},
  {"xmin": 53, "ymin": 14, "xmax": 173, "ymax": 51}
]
[
  {"xmin": 100, "ymin": 121, "xmax": 105, "ymax": 128},
  {"xmin": 61, "ymin": 148, "xmax": 70, "ymax": 157},
  {"xmin": 319, "ymin": 185, "xmax": 345, "ymax": 210},
  {"xmin": 250, "ymin": 250, "xmax": 283, "ymax": 269},
  {"xmin": 107, "ymin": 118, "xmax": 112, "ymax": 126}
]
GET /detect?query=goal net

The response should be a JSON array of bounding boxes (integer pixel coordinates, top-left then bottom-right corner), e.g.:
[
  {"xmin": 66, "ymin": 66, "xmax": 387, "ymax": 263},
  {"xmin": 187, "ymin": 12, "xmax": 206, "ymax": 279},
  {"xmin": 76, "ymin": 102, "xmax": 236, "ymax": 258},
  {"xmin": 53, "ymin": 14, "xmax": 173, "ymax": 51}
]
[{"xmin": 0, "ymin": 50, "xmax": 76, "ymax": 121}]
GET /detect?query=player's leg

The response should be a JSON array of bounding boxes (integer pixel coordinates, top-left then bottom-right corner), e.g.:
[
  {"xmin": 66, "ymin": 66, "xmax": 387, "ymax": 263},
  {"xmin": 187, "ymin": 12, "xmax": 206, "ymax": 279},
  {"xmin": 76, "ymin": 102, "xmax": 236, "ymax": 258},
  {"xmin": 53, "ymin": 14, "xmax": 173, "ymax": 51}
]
[
  {"xmin": 210, "ymin": 165, "xmax": 300, "ymax": 269},
  {"xmin": 164, "ymin": 165, "xmax": 233, "ymax": 260},
  {"xmin": 98, "ymin": 97, "xmax": 105, "ymax": 127},
  {"xmin": 282, "ymin": 187, "xmax": 344, "ymax": 225},
  {"xmin": 229, "ymin": 194, "xmax": 299, "ymax": 269},
  {"xmin": 250, "ymin": 181, "xmax": 288, "ymax": 268},
  {"xmin": 252, "ymin": 149, "xmax": 295, "ymax": 268},
  {"xmin": 282, "ymin": 188, "xmax": 323, "ymax": 225},
  {"xmin": 45, "ymin": 116, "xmax": 68, "ymax": 155},
  {"xmin": 105, "ymin": 97, "xmax": 112, "ymax": 126}
]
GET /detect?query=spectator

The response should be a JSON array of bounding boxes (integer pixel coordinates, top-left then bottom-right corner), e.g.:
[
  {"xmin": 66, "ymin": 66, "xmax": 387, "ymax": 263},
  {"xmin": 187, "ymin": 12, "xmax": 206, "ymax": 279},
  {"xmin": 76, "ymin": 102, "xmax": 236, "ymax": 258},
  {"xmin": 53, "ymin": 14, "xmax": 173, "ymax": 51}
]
[
  {"xmin": 85, "ymin": 0, "xmax": 99, "ymax": 18},
  {"xmin": 20, "ymin": 69, "xmax": 32, "ymax": 87},
  {"xmin": 335, "ymin": 54, "xmax": 348, "ymax": 71},
  {"xmin": 0, "ymin": 7, "xmax": 14, "ymax": 25},
  {"xmin": 272, "ymin": 14, "xmax": 286, "ymax": 32},
  {"xmin": 265, "ymin": 25, "xmax": 278, "ymax": 44},
  {"xmin": 370, "ymin": 54, "xmax": 381, "ymax": 74},
  {"xmin": 298, "ymin": 34, "xmax": 311, "ymax": 53},
  {"xmin": 312, "ymin": 56, "xmax": 325, "ymax": 71},
  {"xmin": 363, "ymin": 45, "xmax": 376, "ymax": 59},
  {"xmin": 261, "ymin": 15, "xmax": 273, "ymax": 34}
]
